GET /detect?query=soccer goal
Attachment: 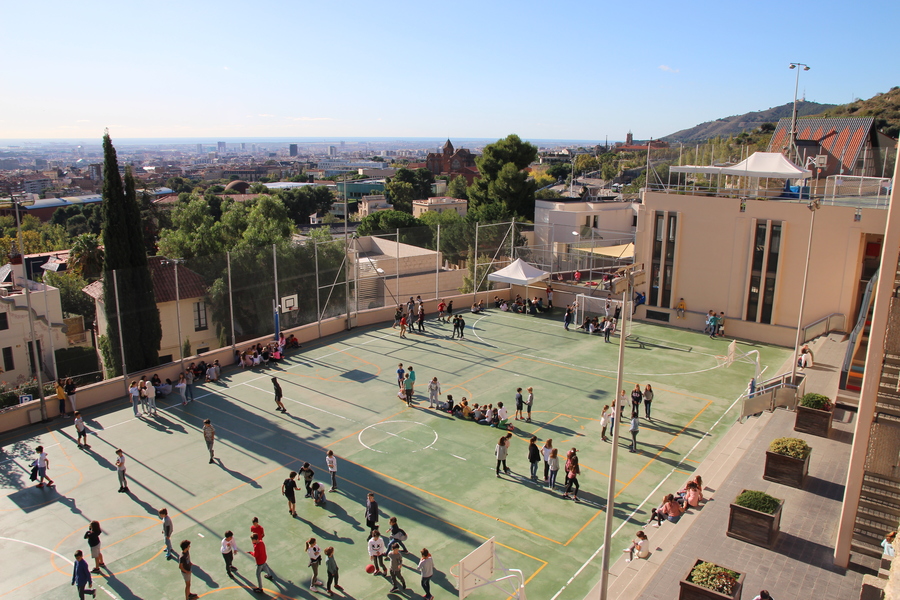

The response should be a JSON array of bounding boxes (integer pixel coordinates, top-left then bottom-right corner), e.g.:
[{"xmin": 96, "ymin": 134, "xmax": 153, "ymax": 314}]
[
  {"xmin": 574, "ymin": 293, "xmax": 633, "ymax": 337},
  {"xmin": 451, "ymin": 537, "xmax": 526, "ymax": 600}
]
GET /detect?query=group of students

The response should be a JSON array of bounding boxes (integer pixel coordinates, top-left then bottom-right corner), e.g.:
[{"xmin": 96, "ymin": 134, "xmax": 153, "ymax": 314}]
[
  {"xmin": 645, "ymin": 474, "xmax": 704, "ymax": 528},
  {"xmin": 54, "ymin": 378, "xmax": 78, "ymax": 417},
  {"xmin": 494, "ymin": 435, "xmax": 582, "ymax": 500},
  {"xmin": 497, "ymin": 293, "xmax": 548, "ymax": 314},
  {"xmin": 704, "ymin": 310, "xmax": 726, "ymax": 339}
]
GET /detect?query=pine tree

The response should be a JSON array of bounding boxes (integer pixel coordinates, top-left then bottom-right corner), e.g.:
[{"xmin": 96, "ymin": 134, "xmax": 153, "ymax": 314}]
[{"xmin": 100, "ymin": 132, "xmax": 163, "ymax": 375}]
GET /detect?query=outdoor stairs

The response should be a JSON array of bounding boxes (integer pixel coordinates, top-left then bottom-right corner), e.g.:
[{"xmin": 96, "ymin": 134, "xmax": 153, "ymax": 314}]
[
  {"xmin": 846, "ymin": 315, "xmax": 872, "ymax": 392},
  {"xmin": 854, "ymin": 472, "xmax": 900, "ymax": 558}
]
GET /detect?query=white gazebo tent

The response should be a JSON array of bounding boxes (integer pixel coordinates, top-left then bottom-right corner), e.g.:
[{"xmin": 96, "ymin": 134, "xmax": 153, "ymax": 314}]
[
  {"xmin": 669, "ymin": 151, "xmax": 811, "ymax": 198},
  {"xmin": 487, "ymin": 258, "xmax": 550, "ymax": 285}
]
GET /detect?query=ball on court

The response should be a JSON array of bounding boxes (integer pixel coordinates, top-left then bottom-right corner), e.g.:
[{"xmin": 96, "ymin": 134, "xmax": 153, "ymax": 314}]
[{"xmin": 365, "ymin": 564, "xmax": 376, "ymax": 574}]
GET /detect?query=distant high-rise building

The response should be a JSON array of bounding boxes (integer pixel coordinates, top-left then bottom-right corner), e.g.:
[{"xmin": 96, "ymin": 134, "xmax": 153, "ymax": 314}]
[
  {"xmin": 88, "ymin": 164, "xmax": 103, "ymax": 181},
  {"xmin": 340, "ymin": 141, "xmax": 345, "ymax": 151},
  {"xmin": 196, "ymin": 144, "xmax": 203, "ymax": 153},
  {"xmin": 241, "ymin": 143, "xmax": 246, "ymax": 151},
  {"xmin": 289, "ymin": 144, "xmax": 298, "ymax": 157},
  {"xmin": 252, "ymin": 144, "xmax": 257, "ymax": 153},
  {"xmin": 217, "ymin": 141, "xmax": 226, "ymax": 154},
  {"xmin": 329, "ymin": 146, "xmax": 337, "ymax": 157}
]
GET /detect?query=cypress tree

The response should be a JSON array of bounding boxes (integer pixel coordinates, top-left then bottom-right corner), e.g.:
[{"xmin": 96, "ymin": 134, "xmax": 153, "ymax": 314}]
[{"xmin": 100, "ymin": 132, "xmax": 163, "ymax": 375}]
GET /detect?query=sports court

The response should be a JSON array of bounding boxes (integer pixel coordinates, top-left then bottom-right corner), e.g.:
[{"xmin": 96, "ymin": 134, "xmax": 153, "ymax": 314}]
[{"xmin": 0, "ymin": 309, "xmax": 790, "ymax": 600}]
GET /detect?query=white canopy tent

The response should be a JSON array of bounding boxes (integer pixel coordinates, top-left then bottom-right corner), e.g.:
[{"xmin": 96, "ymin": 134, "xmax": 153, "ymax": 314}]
[
  {"xmin": 487, "ymin": 258, "xmax": 550, "ymax": 285},
  {"xmin": 669, "ymin": 152, "xmax": 811, "ymax": 198}
]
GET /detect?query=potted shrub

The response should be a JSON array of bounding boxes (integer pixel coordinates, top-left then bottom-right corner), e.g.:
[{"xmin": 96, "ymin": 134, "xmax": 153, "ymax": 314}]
[
  {"xmin": 763, "ymin": 437, "xmax": 811, "ymax": 488},
  {"xmin": 727, "ymin": 490, "xmax": 783, "ymax": 548},
  {"xmin": 679, "ymin": 559, "xmax": 744, "ymax": 600},
  {"xmin": 794, "ymin": 392, "xmax": 833, "ymax": 437}
]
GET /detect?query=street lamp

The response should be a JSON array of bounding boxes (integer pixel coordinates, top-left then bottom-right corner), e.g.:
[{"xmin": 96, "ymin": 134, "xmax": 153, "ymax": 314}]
[
  {"xmin": 162, "ymin": 259, "xmax": 185, "ymax": 373},
  {"xmin": 790, "ymin": 199, "xmax": 820, "ymax": 386},
  {"xmin": 788, "ymin": 63, "xmax": 811, "ymax": 163}
]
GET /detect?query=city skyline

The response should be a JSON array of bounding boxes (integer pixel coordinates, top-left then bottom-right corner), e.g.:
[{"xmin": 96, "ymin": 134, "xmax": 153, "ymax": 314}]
[{"xmin": 1, "ymin": 0, "xmax": 897, "ymax": 141}]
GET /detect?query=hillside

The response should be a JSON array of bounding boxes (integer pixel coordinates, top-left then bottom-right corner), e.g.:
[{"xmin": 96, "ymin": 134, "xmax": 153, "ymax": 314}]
[
  {"xmin": 816, "ymin": 86, "xmax": 900, "ymax": 137},
  {"xmin": 663, "ymin": 101, "xmax": 835, "ymax": 142}
]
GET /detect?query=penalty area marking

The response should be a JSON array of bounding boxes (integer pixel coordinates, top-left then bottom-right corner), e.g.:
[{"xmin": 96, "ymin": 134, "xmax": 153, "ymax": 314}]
[{"xmin": 358, "ymin": 420, "xmax": 438, "ymax": 454}]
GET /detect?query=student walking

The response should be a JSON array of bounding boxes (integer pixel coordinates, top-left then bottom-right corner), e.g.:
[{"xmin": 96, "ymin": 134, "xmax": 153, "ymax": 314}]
[
  {"xmin": 399, "ymin": 315, "xmax": 408, "ymax": 338},
  {"xmin": 427, "ymin": 377, "xmax": 441, "ymax": 408},
  {"xmin": 221, "ymin": 531, "xmax": 240, "ymax": 576},
  {"xmin": 393, "ymin": 305, "xmax": 402, "ymax": 328},
  {"xmin": 282, "ymin": 471, "xmax": 298, "ymax": 517},
  {"xmin": 417, "ymin": 305, "xmax": 425, "ymax": 332},
  {"xmin": 525, "ymin": 386, "xmax": 534, "ymax": 422},
  {"xmin": 437, "ymin": 299, "xmax": 446, "ymax": 322},
  {"xmin": 388, "ymin": 543, "xmax": 407, "ymax": 592},
  {"xmin": 368, "ymin": 530, "xmax": 387, "ymax": 575},
  {"xmin": 250, "ymin": 517, "xmax": 265, "ymax": 541},
  {"xmin": 72, "ymin": 549, "xmax": 96, "ymax": 599},
  {"xmin": 74, "ymin": 412, "xmax": 89, "ymax": 448},
  {"xmin": 527, "ymin": 436, "xmax": 541, "ymax": 481},
  {"xmin": 305, "ymin": 537, "xmax": 324, "ymax": 592},
  {"xmin": 84, "ymin": 521, "xmax": 104, "ymax": 573},
  {"xmin": 417, "ymin": 548, "xmax": 435, "ymax": 600},
  {"xmin": 365, "ymin": 492, "xmax": 380, "ymax": 533},
  {"xmin": 179, "ymin": 540, "xmax": 199, "ymax": 600},
  {"xmin": 629, "ymin": 412, "xmax": 640, "ymax": 453},
  {"xmin": 324, "ymin": 546, "xmax": 343, "ymax": 596},
  {"xmin": 115, "ymin": 449, "xmax": 128, "ymax": 493},
  {"xmin": 563, "ymin": 306, "xmax": 572, "ymax": 331},
  {"xmin": 202, "ymin": 419, "xmax": 216, "ymax": 464},
  {"xmin": 643, "ymin": 384, "xmax": 654, "ymax": 420},
  {"xmin": 271, "ymin": 377, "xmax": 286, "ymax": 413},
  {"xmin": 249, "ymin": 532, "xmax": 275, "ymax": 593},
  {"xmin": 495, "ymin": 436, "xmax": 510, "ymax": 477},
  {"xmin": 159, "ymin": 508, "xmax": 178, "ymax": 560},
  {"xmin": 548, "ymin": 448, "xmax": 560, "ymax": 490},
  {"xmin": 325, "ymin": 450, "xmax": 338, "ymax": 491}
]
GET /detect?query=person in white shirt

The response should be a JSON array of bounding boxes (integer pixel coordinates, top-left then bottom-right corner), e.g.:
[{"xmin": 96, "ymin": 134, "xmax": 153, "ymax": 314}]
[
  {"xmin": 622, "ymin": 530, "xmax": 649, "ymax": 562},
  {"xmin": 367, "ymin": 531, "xmax": 387, "ymax": 575},
  {"xmin": 305, "ymin": 537, "xmax": 324, "ymax": 591},
  {"xmin": 427, "ymin": 377, "xmax": 441, "ymax": 409},
  {"xmin": 220, "ymin": 531, "xmax": 241, "ymax": 576},
  {"xmin": 145, "ymin": 380, "xmax": 157, "ymax": 416},
  {"xmin": 74, "ymin": 411, "xmax": 89, "ymax": 448},
  {"xmin": 325, "ymin": 450, "xmax": 338, "ymax": 492}
]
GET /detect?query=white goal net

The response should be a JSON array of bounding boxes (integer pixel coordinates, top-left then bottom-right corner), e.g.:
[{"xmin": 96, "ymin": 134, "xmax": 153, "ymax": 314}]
[{"xmin": 574, "ymin": 294, "xmax": 633, "ymax": 337}]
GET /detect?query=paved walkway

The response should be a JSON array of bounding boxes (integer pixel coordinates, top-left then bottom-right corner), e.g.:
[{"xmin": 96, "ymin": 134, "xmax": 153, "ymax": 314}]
[{"xmin": 587, "ymin": 333, "xmax": 879, "ymax": 600}]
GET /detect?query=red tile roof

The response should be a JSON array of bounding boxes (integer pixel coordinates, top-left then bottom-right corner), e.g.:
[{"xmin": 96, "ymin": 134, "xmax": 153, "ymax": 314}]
[
  {"xmin": 767, "ymin": 117, "xmax": 875, "ymax": 175},
  {"xmin": 81, "ymin": 257, "xmax": 208, "ymax": 304}
]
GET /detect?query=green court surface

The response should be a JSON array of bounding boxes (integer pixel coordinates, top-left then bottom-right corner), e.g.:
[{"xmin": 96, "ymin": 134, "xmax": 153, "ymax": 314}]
[{"xmin": 0, "ymin": 311, "xmax": 790, "ymax": 600}]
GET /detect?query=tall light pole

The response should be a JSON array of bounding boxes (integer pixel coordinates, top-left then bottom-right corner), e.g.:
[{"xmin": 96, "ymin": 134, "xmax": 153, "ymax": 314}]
[
  {"xmin": 788, "ymin": 63, "xmax": 811, "ymax": 163},
  {"xmin": 790, "ymin": 199, "xmax": 819, "ymax": 386}
]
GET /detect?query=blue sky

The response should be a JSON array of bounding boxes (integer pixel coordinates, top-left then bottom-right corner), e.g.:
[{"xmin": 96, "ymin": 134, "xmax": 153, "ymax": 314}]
[{"xmin": 1, "ymin": 0, "xmax": 896, "ymax": 141}]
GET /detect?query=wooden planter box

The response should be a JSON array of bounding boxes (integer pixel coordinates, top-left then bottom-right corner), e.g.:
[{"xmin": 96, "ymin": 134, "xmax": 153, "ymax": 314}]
[
  {"xmin": 727, "ymin": 493, "xmax": 783, "ymax": 548},
  {"xmin": 793, "ymin": 405, "xmax": 832, "ymax": 437},
  {"xmin": 679, "ymin": 559, "xmax": 744, "ymax": 600},
  {"xmin": 763, "ymin": 450, "xmax": 809, "ymax": 488}
]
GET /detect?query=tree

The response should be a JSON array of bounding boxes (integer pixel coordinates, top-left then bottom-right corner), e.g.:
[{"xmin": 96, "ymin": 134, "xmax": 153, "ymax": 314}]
[
  {"xmin": 446, "ymin": 175, "xmax": 469, "ymax": 200},
  {"xmin": 357, "ymin": 210, "xmax": 431, "ymax": 247},
  {"xmin": 278, "ymin": 186, "xmax": 334, "ymax": 224},
  {"xmin": 68, "ymin": 233, "xmax": 104, "ymax": 279},
  {"xmin": 467, "ymin": 134, "xmax": 539, "ymax": 221},
  {"xmin": 239, "ymin": 196, "xmax": 293, "ymax": 248},
  {"xmin": 44, "ymin": 270, "xmax": 95, "ymax": 323},
  {"xmin": 384, "ymin": 181, "xmax": 416, "ymax": 213},
  {"xmin": 546, "ymin": 163, "xmax": 571, "ymax": 181},
  {"xmin": 100, "ymin": 132, "xmax": 162, "ymax": 375},
  {"xmin": 391, "ymin": 168, "xmax": 433, "ymax": 200}
]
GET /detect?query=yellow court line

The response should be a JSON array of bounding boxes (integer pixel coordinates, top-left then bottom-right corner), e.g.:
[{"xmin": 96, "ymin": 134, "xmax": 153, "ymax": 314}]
[{"xmin": 562, "ymin": 399, "xmax": 714, "ymax": 547}]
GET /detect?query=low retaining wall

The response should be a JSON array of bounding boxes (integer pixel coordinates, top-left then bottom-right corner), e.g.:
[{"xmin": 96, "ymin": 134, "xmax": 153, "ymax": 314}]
[{"xmin": 0, "ymin": 289, "xmax": 511, "ymax": 436}]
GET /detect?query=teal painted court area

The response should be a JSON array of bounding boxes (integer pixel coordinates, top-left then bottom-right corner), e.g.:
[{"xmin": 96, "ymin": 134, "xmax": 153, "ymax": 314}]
[{"xmin": 0, "ymin": 311, "xmax": 790, "ymax": 600}]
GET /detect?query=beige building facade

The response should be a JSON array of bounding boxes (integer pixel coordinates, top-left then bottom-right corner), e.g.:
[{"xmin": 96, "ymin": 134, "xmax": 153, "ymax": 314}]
[
  {"xmin": 412, "ymin": 196, "xmax": 468, "ymax": 218},
  {"xmin": 634, "ymin": 191, "xmax": 886, "ymax": 346}
]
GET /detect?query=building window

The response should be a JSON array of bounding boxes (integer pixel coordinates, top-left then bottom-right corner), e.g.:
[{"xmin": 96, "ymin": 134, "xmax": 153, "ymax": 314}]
[
  {"xmin": 746, "ymin": 221, "xmax": 781, "ymax": 324},
  {"xmin": 649, "ymin": 211, "xmax": 665, "ymax": 305},
  {"xmin": 0, "ymin": 312, "xmax": 7, "ymax": 331},
  {"xmin": 2, "ymin": 347, "xmax": 13, "ymax": 372},
  {"xmin": 194, "ymin": 301, "xmax": 208, "ymax": 332}
]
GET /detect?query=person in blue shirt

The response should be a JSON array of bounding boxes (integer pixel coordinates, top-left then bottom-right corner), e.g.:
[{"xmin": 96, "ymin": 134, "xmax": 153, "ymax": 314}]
[{"xmin": 72, "ymin": 550, "xmax": 96, "ymax": 598}]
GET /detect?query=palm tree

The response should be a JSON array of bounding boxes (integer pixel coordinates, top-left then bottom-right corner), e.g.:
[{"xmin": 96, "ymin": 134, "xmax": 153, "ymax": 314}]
[{"xmin": 68, "ymin": 233, "xmax": 104, "ymax": 279}]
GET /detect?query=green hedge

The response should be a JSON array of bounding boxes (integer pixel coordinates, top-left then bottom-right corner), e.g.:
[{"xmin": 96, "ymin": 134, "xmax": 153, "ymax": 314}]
[
  {"xmin": 768, "ymin": 437, "xmax": 811, "ymax": 459},
  {"xmin": 734, "ymin": 490, "xmax": 781, "ymax": 514},
  {"xmin": 688, "ymin": 561, "xmax": 741, "ymax": 595},
  {"xmin": 55, "ymin": 347, "xmax": 101, "ymax": 381},
  {"xmin": 800, "ymin": 392, "xmax": 832, "ymax": 411},
  {"xmin": 0, "ymin": 382, "xmax": 57, "ymax": 410}
]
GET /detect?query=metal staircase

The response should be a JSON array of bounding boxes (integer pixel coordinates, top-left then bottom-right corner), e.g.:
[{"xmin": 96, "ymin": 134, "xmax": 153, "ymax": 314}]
[{"xmin": 842, "ymin": 270, "xmax": 878, "ymax": 393}]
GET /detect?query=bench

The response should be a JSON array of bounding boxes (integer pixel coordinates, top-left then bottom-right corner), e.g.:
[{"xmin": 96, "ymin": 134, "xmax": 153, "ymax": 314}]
[{"xmin": 627, "ymin": 335, "xmax": 693, "ymax": 353}]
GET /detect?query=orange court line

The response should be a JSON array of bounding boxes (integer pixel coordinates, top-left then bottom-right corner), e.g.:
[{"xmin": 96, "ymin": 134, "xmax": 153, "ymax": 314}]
[
  {"xmin": 683, "ymin": 457, "xmax": 701, "ymax": 463},
  {"xmin": 0, "ymin": 569, "xmax": 60, "ymax": 598},
  {"xmin": 674, "ymin": 469, "xmax": 692, "ymax": 475}
]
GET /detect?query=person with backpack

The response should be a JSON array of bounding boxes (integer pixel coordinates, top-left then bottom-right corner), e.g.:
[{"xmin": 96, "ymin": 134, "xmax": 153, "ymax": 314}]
[{"xmin": 386, "ymin": 516, "xmax": 409, "ymax": 553}]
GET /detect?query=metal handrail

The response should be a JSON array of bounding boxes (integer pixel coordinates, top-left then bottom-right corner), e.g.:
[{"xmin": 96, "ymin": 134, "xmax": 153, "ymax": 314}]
[
  {"xmin": 800, "ymin": 312, "xmax": 846, "ymax": 345},
  {"xmin": 842, "ymin": 270, "xmax": 879, "ymax": 375}
]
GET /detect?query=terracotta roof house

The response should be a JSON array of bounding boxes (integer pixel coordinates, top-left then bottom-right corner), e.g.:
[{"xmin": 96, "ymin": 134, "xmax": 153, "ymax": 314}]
[
  {"xmin": 83, "ymin": 257, "xmax": 222, "ymax": 368},
  {"xmin": 767, "ymin": 116, "xmax": 896, "ymax": 178}
]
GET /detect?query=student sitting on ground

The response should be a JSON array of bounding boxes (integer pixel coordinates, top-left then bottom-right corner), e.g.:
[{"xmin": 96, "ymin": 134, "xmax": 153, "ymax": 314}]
[
  {"xmin": 480, "ymin": 408, "xmax": 497, "ymax": 426},
  {"xmin": 622, "ymin": 530, "xmax": 650, "ymax": 562},
  {"xmin": 286, "ymin": 334, "xmax": 300, "ymax": 349},
  {"xmin": 500, "ymin": 301, "xmax": 509, "ymax": 312},
  {"xmin": 438, "ymin": 394, "xmax": 454, "ymax": 413},
  {"xmin": 471, "ymin": 404, "xmax": 482, "ymax": 421},
  {"xmin": 496, "ymin": 402, "xmax": 509, "ymax": 428},
  {"xmin": 460, "ymin": 399, "xmax": 472, "ymax": 419},
  {"xmin": 678, "ymin": 481, "xmax": 703, "ymax": 509},
  {"xmin": 494, "ymin": 296, "xmax": 502, "ymax": 308},
  {"xmin": 471, "ymin": 302, "xmax": 482, "ymax": 314},
  {"xmin": 311, "ymin": 482, "xmax": 326, "ymax": 506}
]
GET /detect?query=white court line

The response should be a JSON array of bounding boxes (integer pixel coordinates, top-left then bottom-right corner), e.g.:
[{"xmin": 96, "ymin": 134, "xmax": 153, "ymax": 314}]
[
  {"xmin": 357, "ymin": 421, "xmax": 438, "ymax": 454},
  {"xmin": 0, "ymin": 535, "xmax": 74, "ymax": 564},
  {"xmin": 244, "ymin": 383, "xmax": 356, "ymax": 422},
  {"xmin": 472, "ymin": 315, "xmax": 497, "ymax": 347},
  {"xmin": 549, "ymin": 389, "xmax": 747, "ymax": 600}
]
